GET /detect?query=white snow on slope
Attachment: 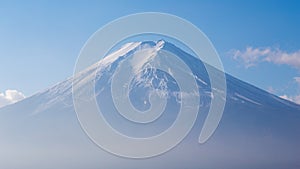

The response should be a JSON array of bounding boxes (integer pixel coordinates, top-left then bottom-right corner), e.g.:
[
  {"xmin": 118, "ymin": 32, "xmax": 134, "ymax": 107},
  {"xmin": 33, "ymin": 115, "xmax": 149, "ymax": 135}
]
[
  {"xmin": 101, "ymin": 42, "xmax": 142, "ymax": 66},
  {"xmin": 234, "ymin": 92, "xmax": 262, "ymax": 105}
]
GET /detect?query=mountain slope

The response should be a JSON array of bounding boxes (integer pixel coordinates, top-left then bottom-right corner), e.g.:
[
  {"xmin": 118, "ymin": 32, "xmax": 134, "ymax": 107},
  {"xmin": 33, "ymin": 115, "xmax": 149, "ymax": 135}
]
[{"xmin": 0, "ymin": 40, "xmax": 300, "ymax": 169}]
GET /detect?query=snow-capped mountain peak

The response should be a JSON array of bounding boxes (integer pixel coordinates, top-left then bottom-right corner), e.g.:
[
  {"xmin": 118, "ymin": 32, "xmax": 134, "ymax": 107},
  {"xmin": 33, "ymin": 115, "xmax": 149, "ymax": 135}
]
[{"xmin": 0, "ymin": 40, "xmax": 300, "ymax": 169}]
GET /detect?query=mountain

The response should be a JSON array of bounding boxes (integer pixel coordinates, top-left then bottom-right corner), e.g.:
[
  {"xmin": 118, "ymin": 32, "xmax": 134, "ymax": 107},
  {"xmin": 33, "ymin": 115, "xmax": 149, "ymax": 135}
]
[{"xmin": 0, "ymin": 40, "xmax": 300, "ymax": 169}]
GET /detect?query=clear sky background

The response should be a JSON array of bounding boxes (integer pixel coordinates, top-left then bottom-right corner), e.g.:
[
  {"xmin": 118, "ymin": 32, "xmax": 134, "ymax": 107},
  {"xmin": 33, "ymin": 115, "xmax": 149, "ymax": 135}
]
[{"xmin": 0, "ymin": 0, "xmax": 300, "ymax": 105}]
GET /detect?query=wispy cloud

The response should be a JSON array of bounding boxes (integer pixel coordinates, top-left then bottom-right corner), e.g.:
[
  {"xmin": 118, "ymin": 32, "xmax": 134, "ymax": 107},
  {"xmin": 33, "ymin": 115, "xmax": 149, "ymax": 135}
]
[
  {"xmin": 0, "ymin": 90, "xmax": 25, "ymax": 108},
  {"xmin": 230, "ymin": 46, "xmax": 300, "ymax": 69},
  {"xmin": 294, "ymin": 77, "xmax": 300, "ymax": 84},
  {"xmin": 230, "ymin": 46, "xmax": 300, "ymax": 105},
  {"xmin": 280, "ymin": 94, "xmax": 300, "ymax": 104},
  {"xmin": 278, "ymin": 77, "xmax": 300, "ymax": 104}
]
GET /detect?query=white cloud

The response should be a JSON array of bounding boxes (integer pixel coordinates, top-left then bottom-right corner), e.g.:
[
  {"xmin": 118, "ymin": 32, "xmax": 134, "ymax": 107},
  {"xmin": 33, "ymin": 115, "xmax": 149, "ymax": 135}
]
[
  {"xmin": 280, "ymin": 94, "xmax": 300, "ymax": 105},
  {"xmin": 230, "ymin": 46, "xmax": 300, "ymax": 105},
  {"xmin": 294, "ymin": 77, "xmax": 300, "ymax": 85},
  {"xmin": 230, "ymin": 47, "xmax": 300, "ymax": 69},
  {"xmin": 267, "ymin": 86, "xmax": 276, "ymax": 93},
  {"xmin": 280, "ymin": 95, "xmax": 292, "ymax": 101},
  {"xmin": 0, "ymin": 90, "xmax": 25, "ymax": 108}
]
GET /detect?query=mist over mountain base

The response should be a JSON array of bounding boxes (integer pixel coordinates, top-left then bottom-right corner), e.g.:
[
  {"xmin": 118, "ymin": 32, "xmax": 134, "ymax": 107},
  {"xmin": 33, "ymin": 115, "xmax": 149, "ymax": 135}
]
[{"xmin": 0, "ymin": 40, "xmax": 299, "ymax": 169}]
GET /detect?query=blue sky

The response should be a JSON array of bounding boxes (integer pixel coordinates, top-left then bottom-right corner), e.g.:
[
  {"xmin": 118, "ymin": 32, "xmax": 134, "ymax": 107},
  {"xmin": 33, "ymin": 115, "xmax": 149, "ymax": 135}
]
[{"xmin": 0, "ymin": 0, "xmax": 300, "ymax": 104}]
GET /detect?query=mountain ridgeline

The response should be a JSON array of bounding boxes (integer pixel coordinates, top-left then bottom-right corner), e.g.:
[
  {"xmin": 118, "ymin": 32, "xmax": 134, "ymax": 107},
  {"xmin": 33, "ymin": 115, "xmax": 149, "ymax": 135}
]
[{"xmin": 0, "ymin": 40, "xmax": 299, "ymax": 169}]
